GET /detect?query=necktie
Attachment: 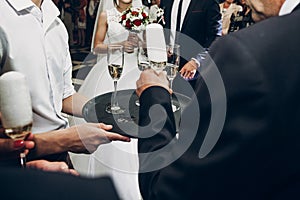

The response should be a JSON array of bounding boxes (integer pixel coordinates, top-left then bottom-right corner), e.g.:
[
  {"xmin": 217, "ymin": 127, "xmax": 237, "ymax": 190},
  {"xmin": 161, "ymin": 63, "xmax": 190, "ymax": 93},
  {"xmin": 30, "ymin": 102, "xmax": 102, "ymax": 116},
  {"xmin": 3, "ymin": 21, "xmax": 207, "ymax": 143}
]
[
  {"xmin": 175, "ymin": 0, "xmax": 183, "ymax": 43},
  {"xmin": 176, "ymin": 0, "xmax": 183, "ymax": 32}
]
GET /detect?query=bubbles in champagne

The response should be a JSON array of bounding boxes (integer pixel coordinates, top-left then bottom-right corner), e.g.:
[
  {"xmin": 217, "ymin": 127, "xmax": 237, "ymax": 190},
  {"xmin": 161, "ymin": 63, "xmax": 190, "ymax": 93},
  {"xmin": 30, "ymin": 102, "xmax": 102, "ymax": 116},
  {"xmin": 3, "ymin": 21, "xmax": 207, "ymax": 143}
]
[
  {"xmin": 108, "ymin": 64, "xmax": 123, "ymax": 80},
  {"xmin": 165, "ymin": 63, "xmax": 179, "ymax": 80},
  {"xmin": 150, "ymin": 61, "xmax": 166, "ymax": 72},
  {"xmin": 4, "ymin": 122, "xmax": 32, "ymax": 140}
]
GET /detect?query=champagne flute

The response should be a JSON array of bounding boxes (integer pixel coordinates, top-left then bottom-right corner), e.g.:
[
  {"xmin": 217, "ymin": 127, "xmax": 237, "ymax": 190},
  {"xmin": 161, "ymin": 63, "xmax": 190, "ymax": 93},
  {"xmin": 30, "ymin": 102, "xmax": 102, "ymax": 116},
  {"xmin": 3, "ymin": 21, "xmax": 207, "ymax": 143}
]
[
  {"xmin": 4, "ymin": 123, "xmax": 32, "ymax": 167},
  {"xmin": 106, "ymin": 44, "xmax": 125, "ymax": 114},
  {"xmin": 166, "ymin": 44, "xmax": 180, "ymax": 112},
  {"xmin": 137, "ymin": 41, "xmax": 150, "ymax": 71},
  {"xmin": 135, "ymin": 41, "xmax": 150, "ymax": 106},
  {"xmin": 0, "ymin": 71, "xmax": 33, "ymax": 168},
  {"xmin": 146, "ymin": 24, "xmax": 167, "ymax": 73}
]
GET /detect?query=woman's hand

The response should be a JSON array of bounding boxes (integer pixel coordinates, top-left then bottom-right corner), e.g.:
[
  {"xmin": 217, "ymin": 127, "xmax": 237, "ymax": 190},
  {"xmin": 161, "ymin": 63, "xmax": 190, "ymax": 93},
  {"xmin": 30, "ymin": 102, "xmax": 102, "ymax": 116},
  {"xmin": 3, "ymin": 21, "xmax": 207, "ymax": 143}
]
[
  {"xmin": 127, "ymin": 32, "xmax": 139, "ymax": 47},
  {"xmin": 0, "ymin": 131, "xmax": 35, "ymax": 161},
  {"xmin": 122, "ymin": 40, "xmax": 136, "ymax": 53},
  {"xmin": 123, "ymin": 33, "xmax": 139, "ymax": 53}
]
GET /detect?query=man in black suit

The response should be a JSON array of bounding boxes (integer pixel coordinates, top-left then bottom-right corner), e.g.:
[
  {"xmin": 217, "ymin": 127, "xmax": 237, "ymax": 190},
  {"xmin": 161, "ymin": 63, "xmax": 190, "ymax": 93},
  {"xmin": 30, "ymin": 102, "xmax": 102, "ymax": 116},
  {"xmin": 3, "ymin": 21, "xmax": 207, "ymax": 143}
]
[
  {"xmin": 160, "ymin": 0, "xmax": 221, "ymax": 69},
  {"xmin": 136, "ymin": 0, "xmax": 300, "ymax": 199}
]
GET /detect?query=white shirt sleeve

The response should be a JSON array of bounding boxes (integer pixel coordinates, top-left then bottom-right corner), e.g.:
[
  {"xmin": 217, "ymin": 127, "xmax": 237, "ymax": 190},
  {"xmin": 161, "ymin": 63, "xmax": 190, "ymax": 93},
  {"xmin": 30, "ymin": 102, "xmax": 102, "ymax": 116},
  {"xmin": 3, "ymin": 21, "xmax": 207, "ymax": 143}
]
[{"xmin": 63, "ymin": 49, "xmax": 76, "ymax": 99}]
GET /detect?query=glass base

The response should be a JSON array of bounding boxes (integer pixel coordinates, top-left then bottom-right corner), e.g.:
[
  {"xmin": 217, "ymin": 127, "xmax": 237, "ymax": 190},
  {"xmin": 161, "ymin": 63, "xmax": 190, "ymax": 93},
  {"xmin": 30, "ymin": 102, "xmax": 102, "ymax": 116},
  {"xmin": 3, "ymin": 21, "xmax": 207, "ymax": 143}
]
[
  {"xmin": 105, "ymin": 104, "xmax": 125, "ymax": 114},
  {"xmin": 20, "ymin": 152, "xmax": 26, "ymax": 168}
]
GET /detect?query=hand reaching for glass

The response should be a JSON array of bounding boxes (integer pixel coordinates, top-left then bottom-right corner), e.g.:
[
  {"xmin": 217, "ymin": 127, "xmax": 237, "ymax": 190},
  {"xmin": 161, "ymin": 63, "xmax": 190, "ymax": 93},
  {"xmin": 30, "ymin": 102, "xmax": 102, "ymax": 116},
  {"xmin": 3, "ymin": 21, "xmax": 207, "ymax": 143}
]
[
  {"xmin": 26, "ymin": 160, "xmax": 79, "ymax": 176},
  {"xmin": 0, "ymin": 130, "xmax": 78, "ymax": 175},
  {"xmin": 63, "ymin": 123, "xmax": 131, "ymax": 154},
  {"xmin": 136, "ymin": 69, "xmax": 171, "ymax": 97},
  {"xmin": 179, "ymin": 60, "xmax": 198, "ymax": 79}
]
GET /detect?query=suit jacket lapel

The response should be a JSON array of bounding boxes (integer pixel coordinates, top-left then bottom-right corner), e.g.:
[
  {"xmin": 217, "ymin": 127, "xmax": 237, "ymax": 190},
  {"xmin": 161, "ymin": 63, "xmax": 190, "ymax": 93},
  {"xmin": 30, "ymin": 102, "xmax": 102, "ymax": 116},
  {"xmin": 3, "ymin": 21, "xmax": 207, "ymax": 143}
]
[
  {"xmin": 162, "ymin": 0, "xmax": 174, "ymax": 29},
  {"xmin": 181, "ymin": 0, "xmax": 197, "ymax": 31}
]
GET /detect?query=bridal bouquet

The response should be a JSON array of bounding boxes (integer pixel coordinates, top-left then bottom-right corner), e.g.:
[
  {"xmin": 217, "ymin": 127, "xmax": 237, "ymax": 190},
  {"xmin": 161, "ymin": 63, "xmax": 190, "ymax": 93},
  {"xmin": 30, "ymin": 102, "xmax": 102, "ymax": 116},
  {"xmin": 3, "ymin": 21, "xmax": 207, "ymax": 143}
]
[{"xmin": 119, "ymin": 6, "xmax": 149, "ymax": 32}]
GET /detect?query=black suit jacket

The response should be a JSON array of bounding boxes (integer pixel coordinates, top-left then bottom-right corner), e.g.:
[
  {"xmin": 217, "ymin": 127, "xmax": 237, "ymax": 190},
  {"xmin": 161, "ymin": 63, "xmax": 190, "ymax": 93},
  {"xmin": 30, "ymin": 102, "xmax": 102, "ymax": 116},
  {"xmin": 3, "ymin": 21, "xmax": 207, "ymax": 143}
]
[
  {"xmin": 160, "ymin": 0, "xmax": 221, "ymax": 67},
  {"xmin": 138, "ymin": 4, "xmax": 300, "ymax": 200}
]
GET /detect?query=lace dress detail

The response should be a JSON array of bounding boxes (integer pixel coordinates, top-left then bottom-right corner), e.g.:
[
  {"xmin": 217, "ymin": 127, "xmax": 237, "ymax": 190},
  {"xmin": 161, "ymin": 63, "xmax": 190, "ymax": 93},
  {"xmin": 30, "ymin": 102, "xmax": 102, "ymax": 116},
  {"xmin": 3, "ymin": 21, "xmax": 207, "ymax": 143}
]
[{"xmin": 105, "ymin": 7, "xmax": 129, "ymax": 43}]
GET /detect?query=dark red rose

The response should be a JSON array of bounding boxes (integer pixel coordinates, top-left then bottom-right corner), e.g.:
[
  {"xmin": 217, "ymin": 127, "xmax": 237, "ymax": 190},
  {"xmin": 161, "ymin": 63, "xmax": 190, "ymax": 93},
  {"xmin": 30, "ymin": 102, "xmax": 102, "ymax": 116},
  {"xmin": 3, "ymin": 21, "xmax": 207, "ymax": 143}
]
[
  {"xmin": 126, "ymin": 19, "xmax": 131, "ymax": 29},
  {"xmin": 132, "ymin": 11, "xmax": 139, "ymax": 16},
  {"xmin": 121, "ymin": 14, "xmax": 126, "ymax": 20},
  {"xmin": 133, "ymin": 19, "xmax": 142, "ymax": 26},
  {"xmin": 142, "ymin": 12, "xmax": 147, "ymax": 18}
]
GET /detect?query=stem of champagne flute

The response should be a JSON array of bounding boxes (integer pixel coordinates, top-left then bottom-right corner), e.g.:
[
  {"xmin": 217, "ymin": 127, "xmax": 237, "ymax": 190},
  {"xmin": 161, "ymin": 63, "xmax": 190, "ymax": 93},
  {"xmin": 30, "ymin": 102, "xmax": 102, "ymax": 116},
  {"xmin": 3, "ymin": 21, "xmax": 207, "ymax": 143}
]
[
  {"xmin": 170, "ymin": 79, "xmax": 173, "ymax": 91},
  {"xmin": 169, "ymin": 79, "xmax": 173, "ymax": 103},
  {"xmin": 20, "ymin": 152, "xmax": 26, "ymax": 168},
  {"xmin": 112, "ymin": 80, "xmax": 118, "ymax": 108}
]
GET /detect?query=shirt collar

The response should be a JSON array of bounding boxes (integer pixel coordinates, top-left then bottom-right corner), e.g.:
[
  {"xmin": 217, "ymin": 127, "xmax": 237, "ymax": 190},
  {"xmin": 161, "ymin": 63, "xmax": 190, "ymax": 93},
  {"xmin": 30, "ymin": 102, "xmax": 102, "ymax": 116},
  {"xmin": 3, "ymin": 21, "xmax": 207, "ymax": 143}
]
[
  {"xmin": 279, "ymin": 0, "xmax": 300, "ymax": 16},
  {"xmin": 6, "ymin": 0, "xmax": 34, "ymax": 11},
  {"xmin": 41, "ymin": 0, "xmax": 60, "ymax": 31},
  {"xmin": 6, "ymin": 0, "xmax": 60, "ymax": 31}
]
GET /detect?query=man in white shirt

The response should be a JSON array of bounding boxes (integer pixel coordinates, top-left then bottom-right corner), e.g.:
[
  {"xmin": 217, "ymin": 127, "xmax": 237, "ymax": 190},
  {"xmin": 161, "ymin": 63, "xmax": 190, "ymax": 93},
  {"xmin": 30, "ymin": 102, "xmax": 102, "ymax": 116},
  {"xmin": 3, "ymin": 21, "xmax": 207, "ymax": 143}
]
[{"xmin": 0, "ymin": 0, "xmax": 130, "ymax": 167}]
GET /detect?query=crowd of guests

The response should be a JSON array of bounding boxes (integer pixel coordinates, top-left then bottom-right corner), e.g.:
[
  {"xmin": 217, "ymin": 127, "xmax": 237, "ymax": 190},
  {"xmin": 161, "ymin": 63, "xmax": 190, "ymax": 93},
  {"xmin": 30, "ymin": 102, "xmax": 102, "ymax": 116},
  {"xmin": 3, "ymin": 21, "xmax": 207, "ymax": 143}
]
[
  {"xmin": 220, "ymin": 0, "xmax": 254, "ymax": 35},
  {"xmin": 52, "ymin": 0, "xmax": 100, "ymax": 47},
  {"xmin": 1, "ymin": 0, "xmax": 300, "ymax": 199},
  {"xmin": 53, "ymin": 0, "xmax": 253, "ymax": 49}
]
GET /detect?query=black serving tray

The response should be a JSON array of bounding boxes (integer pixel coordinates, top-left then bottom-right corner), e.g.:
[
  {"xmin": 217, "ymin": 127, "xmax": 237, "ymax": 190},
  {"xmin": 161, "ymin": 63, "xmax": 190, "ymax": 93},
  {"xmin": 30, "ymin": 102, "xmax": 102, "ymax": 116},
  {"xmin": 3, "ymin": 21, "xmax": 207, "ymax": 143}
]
[{"xmin": 82, "ymin": 89, "xmax": 190, "ymax": 138}]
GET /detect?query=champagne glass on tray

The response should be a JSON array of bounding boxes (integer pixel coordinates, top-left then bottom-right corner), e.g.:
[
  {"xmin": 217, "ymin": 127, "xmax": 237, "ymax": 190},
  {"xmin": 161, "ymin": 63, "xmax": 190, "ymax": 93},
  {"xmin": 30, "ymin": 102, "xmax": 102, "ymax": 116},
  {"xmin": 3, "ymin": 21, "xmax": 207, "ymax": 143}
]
[
  {"xmin": 166, "ymin": 44, "xmax": 180, "ymax": 112},
  {"xmin": 105, "ymin": 44, "xmax": 125, "ymax": 114}
]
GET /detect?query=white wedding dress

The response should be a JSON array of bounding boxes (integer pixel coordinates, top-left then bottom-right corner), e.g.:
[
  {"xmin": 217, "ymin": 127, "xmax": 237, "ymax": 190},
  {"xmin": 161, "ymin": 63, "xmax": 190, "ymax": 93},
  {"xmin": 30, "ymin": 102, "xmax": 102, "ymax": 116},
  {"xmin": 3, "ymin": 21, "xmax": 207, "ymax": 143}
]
[{"xmin": 70, "ymin": 5, "xmax": 142, "ymax": 200}]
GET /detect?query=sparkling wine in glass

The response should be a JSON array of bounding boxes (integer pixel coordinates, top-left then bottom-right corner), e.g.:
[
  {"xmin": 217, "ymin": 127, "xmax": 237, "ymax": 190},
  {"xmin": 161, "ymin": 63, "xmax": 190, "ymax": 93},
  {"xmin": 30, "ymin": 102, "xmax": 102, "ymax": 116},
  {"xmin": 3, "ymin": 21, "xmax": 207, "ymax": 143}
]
[
  {"xmin": 4, "ymin": 123, "xmax": 32, "ymax": 140},
  {"xmin": 0, "ymin": 71, "xmax": 33, "ymax": 168},
  {"xmin": 137, "ymin": 42, "xmax": 150, "ymax": 71},
  {"xmin": 4, "ymin": 123, "xmax": 32, "ymax": 167},
  {"xmin": 149, "ymin": 60, "xmax": 167, "ymax": 73},
  {"xmin": 106, "ymin": 44, "xmax": 125, "ymax": 114},
  {"xmin": 166, "ymin": 44, "xmax": 180, "ymax": 112}
]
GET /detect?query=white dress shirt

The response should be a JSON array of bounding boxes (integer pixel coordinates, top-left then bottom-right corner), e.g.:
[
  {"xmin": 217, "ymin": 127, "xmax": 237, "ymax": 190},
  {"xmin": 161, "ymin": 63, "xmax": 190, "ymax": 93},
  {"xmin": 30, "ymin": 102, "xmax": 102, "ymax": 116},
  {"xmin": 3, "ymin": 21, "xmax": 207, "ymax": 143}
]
[
  {"xmin": 279, "ymin": 0, "xmax": 300, "ymax": 16},
  {"xmin": 0, "ymin": 0, "xmax": 75, "ymax": 133},
  {"xmin": 170, "ymin": 0, "xmax": 191, "ymax": 45}
]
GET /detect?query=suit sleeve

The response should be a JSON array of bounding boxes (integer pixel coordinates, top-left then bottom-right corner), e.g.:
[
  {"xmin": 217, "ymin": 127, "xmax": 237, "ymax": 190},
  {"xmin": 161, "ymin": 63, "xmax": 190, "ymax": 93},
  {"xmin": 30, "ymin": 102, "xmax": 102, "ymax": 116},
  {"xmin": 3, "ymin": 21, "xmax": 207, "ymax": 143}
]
[
  {"xmin": 204, "ymin": 0, "xmax": 222, "ymax": 48},
  {"xmin": 138, "ymin": 86, "xmax": 176, "ymax": 152},
  {"xmin": 138, "ymin": 86, "xmax": 178, "ymax": 199}
]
